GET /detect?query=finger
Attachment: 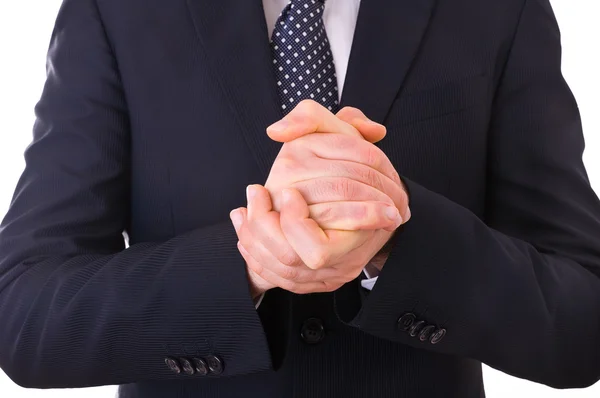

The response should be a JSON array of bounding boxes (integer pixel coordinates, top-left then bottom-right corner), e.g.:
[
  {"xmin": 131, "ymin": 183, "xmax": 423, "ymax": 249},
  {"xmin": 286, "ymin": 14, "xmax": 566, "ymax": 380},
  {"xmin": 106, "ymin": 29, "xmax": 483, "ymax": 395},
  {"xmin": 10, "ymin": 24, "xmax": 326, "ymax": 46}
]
[
  {"xmin": 229, "ymin": 207, "xmax": 247, "ymax": 236},
  {"xmin": 279, "ymin": 188, "xmax": 371, "ymax": 269},
  {"xmin": 287, "ymin": 177, "xmax": 393, "ymax": 207},
  {"xmin": 239, "ymin": 239, "xmax": 342, "ymax": 285},
  {"xmin": 289, "ymin": 158, "xmax": 406, "ymax": 211},
  {"xmin": 246, "ymin": 209, "xmax": 304, "ymax": 267},
  {"xmin": 280, "ymin": 187, "xmax": 328, "ymax": 251},
  {"xmin": 235, "ymin": 196, "xmax": 343, "ymax": 281},
  {"xmin": 234, "ymin": 207, "xmax": 299, "ymax": 277},
  {"xmin": 308, "ymin": 201, "xmax": 402, "ymax": 232},
  {"xmin": 244, "ymin": 201, "xmax": 373, "ymax": 281},
  {"xmin": 295, "ymin": 133, "xmax": 402, "ymax": 189},
  {"xmin": 238, "ymin": 241, "xmax": 337, "ymax": 294},
  {"xmin": 336, "ymin": 107, "xmax": 387, "ymax": 143},
  {"xmin": 247, "ymin": 184, "xmax": 273, "ymax": 220},
  {"xmin": 266, "ymin": 100, "xmax": 363, "ymax": 143}
]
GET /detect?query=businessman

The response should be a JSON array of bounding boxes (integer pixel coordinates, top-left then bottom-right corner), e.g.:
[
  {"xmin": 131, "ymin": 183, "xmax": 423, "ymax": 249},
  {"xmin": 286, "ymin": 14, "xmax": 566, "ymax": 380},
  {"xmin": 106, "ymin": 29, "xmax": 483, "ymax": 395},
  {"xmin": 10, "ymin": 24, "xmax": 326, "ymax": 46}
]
[{"xmin": 1, "ymin": 0, "xmax": 600, "ymax": 397}]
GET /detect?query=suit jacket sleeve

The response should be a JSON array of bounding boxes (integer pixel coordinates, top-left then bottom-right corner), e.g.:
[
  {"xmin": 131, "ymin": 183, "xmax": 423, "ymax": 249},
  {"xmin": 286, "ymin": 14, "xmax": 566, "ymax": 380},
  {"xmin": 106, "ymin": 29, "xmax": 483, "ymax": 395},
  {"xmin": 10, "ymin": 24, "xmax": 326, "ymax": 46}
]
[
  {"xmin": 0, "ymin": 0, "xmax": 271, "ymax": 388},
  {"xmin": 335, "ymin": 0, "xmax": 600, "ymax": 389}
]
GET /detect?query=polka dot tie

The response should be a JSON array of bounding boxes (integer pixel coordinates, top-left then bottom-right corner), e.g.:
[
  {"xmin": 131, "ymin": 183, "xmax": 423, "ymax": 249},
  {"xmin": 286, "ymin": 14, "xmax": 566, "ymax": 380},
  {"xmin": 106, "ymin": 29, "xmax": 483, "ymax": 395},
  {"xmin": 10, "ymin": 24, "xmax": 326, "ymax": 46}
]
[{"xmin": 270, "ymin": 0, "xmax": 339, "ymax": 115}]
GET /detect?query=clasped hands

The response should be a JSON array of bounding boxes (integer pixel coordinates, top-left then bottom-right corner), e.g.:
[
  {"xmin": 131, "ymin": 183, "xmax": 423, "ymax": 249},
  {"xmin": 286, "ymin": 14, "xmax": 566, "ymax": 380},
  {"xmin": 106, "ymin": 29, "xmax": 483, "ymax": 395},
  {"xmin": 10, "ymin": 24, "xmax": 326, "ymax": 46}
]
[{"xmin": 229, "ymin": 100, "xmax": 411, "ymax": 299}]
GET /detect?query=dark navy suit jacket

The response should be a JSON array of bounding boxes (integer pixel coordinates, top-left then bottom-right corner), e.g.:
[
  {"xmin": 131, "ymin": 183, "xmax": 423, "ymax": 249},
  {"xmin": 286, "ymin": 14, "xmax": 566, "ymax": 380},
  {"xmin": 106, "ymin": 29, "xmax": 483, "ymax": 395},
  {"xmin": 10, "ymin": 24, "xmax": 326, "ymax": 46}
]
[{"xmin": 1, "ymin": 0, "xmax": 600, "ymax": 396}]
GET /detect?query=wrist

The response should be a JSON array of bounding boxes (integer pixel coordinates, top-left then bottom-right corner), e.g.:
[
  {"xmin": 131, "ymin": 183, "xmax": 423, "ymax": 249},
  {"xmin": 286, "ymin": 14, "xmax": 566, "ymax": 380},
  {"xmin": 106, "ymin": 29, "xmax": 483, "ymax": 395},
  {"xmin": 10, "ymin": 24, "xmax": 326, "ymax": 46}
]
[
  {"xmin": 250, "ymin": 285, "xmax": 267, "ymax": 300},
  {"xmin": 247, "ymin": 268, "xmax": 271, "ymax": 299}
]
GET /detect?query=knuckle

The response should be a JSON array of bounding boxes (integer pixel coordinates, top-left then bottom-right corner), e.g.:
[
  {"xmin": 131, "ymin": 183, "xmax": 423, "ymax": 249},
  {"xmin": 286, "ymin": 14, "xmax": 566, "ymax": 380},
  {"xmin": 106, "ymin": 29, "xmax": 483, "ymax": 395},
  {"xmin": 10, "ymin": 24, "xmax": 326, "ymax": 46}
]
[
  {"xmin": 296, "ymin": 99, "xmax": 320, "ymax": 117},
  {"xmin": 312, "ymin": 204, "xmax": 334, "ymax": 223},
  {"xmin": 307, "ymin": 249, "xmax": 329, "ymax": 270},
  {"xmin": 336, "ymin": 178, "xmax": 356, "ymax": 200},
  {"xmin": 350, "ymin": 267, "xmax": 364, "ymax": 281},
  {"xmin": 273, "ymin": 157, "xmax": 301, "ymax": 177},
  {"xmin": 276, "ymin": 156, "xmax": 298, "ymax": 170},
  {"xmin": 323, "ymin": 282, "xmax": 343, "ymax": 292},
  {"xmin": 364, "ymin": 145, "xmax": 383, "ymax": 169},
  {"xmin": 247, "ymin": 258, "xmax": 265, "ymax": 275},
  {"xmin": 278, "ymin": 248, "xmax": 300, "ymax": 267},
  {"xmin": 336, "ymin": 106, "xmax": 361, "ymax": 120},
  {"xmin": 338, "ymin": 133, "xmax": 360, "ymax": 151},
  {"xmin": 325, "ymin": 130, "xmax": 353, "ymax": 149},
  {"xmin": 334, "ymin": 201, "xmax": 373, "ymax": 225},
  {"xmin": 281, "ymin": 280, "xmax": 301, "ymax": 293},
  {"xmin": 246, "ymin": 218, "xmax": 266, "ymax": 238},
  {"xmin": 391, "ymin": 169, "xmax": 402, "ymax": 186},
  {"xmin": 279, "ymin": 265, "xmax": 299, "ymax": 281},
  {"xmin": 359, "ymin": 165, "xmax": 382, "ymax": 190},
  {"xmin": 345, "ymin": 202, "xmax": 368, "ymax": 224}
]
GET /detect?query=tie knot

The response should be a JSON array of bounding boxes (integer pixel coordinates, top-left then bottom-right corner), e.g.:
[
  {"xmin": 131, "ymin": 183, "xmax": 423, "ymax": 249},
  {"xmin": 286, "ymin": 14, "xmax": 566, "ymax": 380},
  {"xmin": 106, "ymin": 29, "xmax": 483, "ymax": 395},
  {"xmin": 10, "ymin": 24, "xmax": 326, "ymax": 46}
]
[{"xmin": 290, "ymin": 0, "xmax": 325, "ymax": 10}]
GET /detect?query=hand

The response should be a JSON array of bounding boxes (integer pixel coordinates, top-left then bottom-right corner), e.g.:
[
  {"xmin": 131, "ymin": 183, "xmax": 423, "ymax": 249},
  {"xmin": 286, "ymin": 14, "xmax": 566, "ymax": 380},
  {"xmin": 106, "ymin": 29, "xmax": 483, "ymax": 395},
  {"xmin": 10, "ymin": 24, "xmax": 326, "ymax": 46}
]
[
  {"xmin": 236, "ymin": 178, "xmax": 403, "ymax": 297},
  {"xmin": 264, "ymin": 101, "xmax": 409, "ymax": 267},
  {"xmin": 230, "ymin": 102, "xmax": 410, "ymax": 296},
  {"xmin": 239, "ymin": 178, "xmax": 400, "ymax": 299},
  {"xmin": 231, "ymin": 184, "xmax": 389, "ymax": 295},
  {"xmin": 265, "ymin": 101, "xmax": 409, "ymax": 224}
]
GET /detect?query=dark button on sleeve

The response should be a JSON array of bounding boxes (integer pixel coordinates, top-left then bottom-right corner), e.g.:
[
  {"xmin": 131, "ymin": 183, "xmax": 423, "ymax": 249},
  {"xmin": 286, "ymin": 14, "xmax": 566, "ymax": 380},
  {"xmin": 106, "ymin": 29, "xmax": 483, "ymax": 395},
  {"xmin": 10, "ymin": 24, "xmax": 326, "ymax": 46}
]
[
  {"xmin": 206, "ymin": 354, "xmax": 224, "ymax": 375},
  {"xmin": 418, "ymin": 325, "xmax": 436, "ymax": 342},
  {"xmin": 300, "ymin": 318, "xmax": 325, "ymax": 344},
  {"xmin": 164, "ymin": 357, "xmax": 181, "ymax": 374},
  {"xmin": 179, "ymin": 358, "xmax": 195, "ymax": 375},
  {"xmin": 397, "ymin": 313, "xmax": 416, "ymax": 331},
  {"xmin": 193, "ymin": 357, "xmax": 209, "ymax": 376},
  {"xmin": 430, "ymin": 328, "xmax": 447, "ymax": 344},
  {"xmin": 408, "ymin": 320, "xmax": 426, "ymax": 337}
]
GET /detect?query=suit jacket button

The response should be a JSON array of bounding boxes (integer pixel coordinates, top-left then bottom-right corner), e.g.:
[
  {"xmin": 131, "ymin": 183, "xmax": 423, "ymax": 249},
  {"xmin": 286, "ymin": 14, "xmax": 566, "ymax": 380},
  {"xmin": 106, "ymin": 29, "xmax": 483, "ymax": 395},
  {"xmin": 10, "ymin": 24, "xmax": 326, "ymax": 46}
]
[
  {"xmin": 206, "ymin": 354, "xmax": 224, "ymax": 375},
  {"xmin": 164, "ymin": 357, "xmax": 181, "ymax": 374},
  {"xmin": 408, "ymin": 320, "xmax": 426, "ymax": 337},
  {"xmin": 179, "ymin": 358, "xmax": 195, "ymax": 375},
  {"xmin": 418, "ymin": 325, "xmax": 436, "ymax": 342},
  {"xmin": 430, "ymin": 328, "xmax": 447, "ymax": 344},
  {"xmin": 397, "ymin": 313, "xmax": 416, "ymax": 331},
  {"xmin": 301, "ymin": 318, "xmax": 325, "ymax": 344},
  {"xmin": 193, "ymin": 357, "xmax": 209, "ymax": 376}
]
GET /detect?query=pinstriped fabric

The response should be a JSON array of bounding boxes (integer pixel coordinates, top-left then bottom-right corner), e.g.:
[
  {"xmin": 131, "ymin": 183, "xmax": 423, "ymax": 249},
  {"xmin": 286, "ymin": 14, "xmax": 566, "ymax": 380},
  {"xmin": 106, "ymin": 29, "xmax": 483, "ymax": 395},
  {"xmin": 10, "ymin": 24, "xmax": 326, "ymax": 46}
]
[{"xmin": 1, "ymin": 0, "xmax": 600, "ymax": 396}]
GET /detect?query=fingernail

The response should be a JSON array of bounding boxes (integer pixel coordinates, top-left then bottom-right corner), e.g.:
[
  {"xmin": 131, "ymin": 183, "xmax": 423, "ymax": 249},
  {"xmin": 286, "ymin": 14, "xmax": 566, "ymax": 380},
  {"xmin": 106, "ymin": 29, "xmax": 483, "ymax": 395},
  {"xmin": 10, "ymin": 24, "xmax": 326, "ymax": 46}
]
[
  {"xmin": 246, "ymin": 185, "xmax": 256, "ymax": 201},
  {"xmin": 267, "ymin": 119, "xmax": 289, "ymax": 134},
  {"xmin": 230, "ymin": 209, "xmax": 243, "ymax": 230},
  {"xmin": 386, "ymin": 206, "xmax": 399, "ymax": 220},
  {"xmin": 386, "ymin": 206, "xmax": 403, "ymax": 226}
]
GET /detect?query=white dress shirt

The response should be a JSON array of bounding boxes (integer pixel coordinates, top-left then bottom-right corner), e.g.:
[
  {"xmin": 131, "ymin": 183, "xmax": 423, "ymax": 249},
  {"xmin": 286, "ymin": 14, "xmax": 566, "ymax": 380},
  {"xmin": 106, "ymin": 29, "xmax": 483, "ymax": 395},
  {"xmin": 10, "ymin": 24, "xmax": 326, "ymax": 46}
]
[
  {"xmin": 263, "ymin": 0, "xmax": 361, "ymax": 102},
  {"xmin": 256, "ymin": 0, "xmax": 377, "ymax": 308}
]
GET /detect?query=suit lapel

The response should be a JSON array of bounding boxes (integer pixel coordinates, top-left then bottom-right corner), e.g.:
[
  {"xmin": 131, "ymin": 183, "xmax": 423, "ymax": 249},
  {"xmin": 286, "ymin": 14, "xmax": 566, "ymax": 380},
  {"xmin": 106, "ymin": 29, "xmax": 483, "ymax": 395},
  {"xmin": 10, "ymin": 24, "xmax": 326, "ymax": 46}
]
[
  {"xmin": 186, "ymin": 0, "xmax": 283, "ymax": 178},
  {"xmin": 341, "ymin": 0, "xmax": 437, "ymax": 123}
]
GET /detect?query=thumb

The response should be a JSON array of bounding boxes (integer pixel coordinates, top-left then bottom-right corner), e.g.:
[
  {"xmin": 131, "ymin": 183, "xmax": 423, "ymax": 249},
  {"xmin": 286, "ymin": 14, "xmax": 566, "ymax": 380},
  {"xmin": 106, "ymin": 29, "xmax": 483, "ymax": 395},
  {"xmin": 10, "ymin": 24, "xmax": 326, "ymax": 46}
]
[
  {"xmin": 267, "ymin": 100, "xmax": 364, "ymax": 143},
  {"xmin": 336, "ymin": 107, "xmax": 387, "ymax": 143},
  {"xmin": 229, "ymin": 207, "xmax": 247, "ymax": 235},
  {"xmin": 246, "ymin": 184, "xmax": 273, "ymax": 220}
]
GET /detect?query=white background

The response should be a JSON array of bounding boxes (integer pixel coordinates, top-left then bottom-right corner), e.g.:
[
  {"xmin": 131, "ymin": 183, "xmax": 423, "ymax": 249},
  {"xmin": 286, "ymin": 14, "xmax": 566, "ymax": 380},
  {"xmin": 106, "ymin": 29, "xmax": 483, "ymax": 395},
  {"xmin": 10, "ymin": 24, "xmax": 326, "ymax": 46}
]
[{"xmin": 0, "ymin": 0, "xmax": 598, "ymax": 397}]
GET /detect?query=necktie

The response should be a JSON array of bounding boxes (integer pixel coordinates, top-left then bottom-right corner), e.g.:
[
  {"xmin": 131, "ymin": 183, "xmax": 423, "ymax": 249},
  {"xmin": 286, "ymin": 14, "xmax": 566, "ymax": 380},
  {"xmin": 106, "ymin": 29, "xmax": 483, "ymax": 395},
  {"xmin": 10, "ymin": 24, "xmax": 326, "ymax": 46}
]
[{"xmin": 270, "ymin": 0, "xmax": 340, "ymax": 115}]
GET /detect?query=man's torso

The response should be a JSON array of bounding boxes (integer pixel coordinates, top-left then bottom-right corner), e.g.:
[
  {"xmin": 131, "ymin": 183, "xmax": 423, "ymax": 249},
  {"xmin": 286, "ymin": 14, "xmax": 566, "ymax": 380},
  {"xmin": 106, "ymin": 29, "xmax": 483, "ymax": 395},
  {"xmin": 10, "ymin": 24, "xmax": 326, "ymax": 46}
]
[{"xmin": 98, "ymin": 0, "xmax": 522, "ymax": 396}]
